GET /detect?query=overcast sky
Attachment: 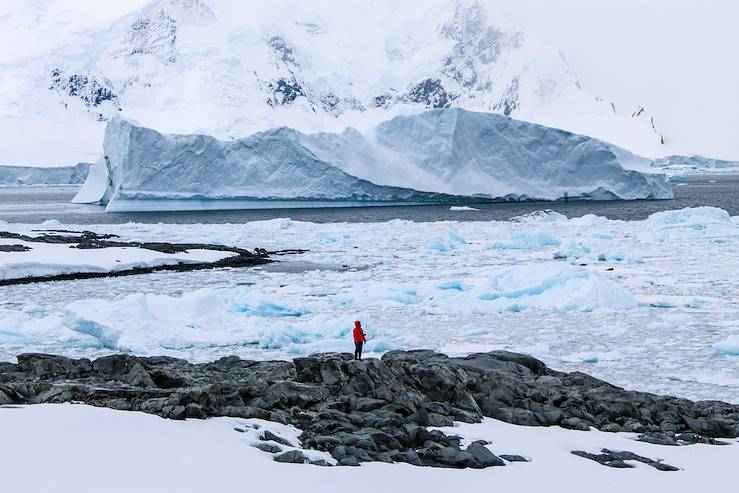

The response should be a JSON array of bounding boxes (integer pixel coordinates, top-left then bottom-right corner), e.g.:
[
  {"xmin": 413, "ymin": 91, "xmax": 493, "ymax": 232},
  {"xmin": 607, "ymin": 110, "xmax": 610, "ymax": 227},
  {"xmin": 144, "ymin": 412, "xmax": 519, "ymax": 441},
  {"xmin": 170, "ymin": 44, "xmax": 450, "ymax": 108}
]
[{"xmin": 487, "ymin": 0, "xmax": 739, "ymax": 159}]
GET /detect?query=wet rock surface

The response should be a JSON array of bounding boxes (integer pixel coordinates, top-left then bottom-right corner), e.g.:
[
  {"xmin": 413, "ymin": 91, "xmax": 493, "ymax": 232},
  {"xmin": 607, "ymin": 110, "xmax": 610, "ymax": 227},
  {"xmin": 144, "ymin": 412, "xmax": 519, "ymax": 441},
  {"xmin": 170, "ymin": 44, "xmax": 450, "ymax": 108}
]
[{"xmin": 2, "ymin": 350, "xmax": 738, "ymax": 468}]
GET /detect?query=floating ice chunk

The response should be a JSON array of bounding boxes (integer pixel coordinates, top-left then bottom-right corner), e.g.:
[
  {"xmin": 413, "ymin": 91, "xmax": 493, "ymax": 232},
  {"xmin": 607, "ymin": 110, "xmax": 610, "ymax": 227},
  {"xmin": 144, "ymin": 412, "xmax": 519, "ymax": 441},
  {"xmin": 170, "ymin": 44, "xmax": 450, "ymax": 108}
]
[
  {"xmin": 40, "ymin": 219, "xmax": 64, "ymax": 229},
  {"xmin": 437, "ymin": 280, "xmax": 467, "ymax": 291},
  {"xmin": 463, "ymin": 328, "xmax": 489, "ymax": 336},
  {"xmin": 354, "ymin": 284, "xmax": 420, "ymax": 306},
  {"xmin": 230, "ymin": 289, "xmax": 308, "ymax": 317},
  {"xmin": 554, "ymin": 241, "xmax": 590, "ymax": 260},
  {"xmin": 429, "ymin": 240, "xmax": 452, "ymax": 252},
  {"xmin": 429, "ymin": 230, "xmax": 465, "ymax": 252},
  {"xmin": 554, "ymin": 239, "xmax": 641, "ymax": 263},
  {"xmin": 561, "ymin": 351, "xmax": 622, "ymax": 364},
  {"xmin": 71, "ymin": 158, "xmax": 108, "ymax": 203},
  {"xmin": 643, "ymin": 207, "xmax": 739, "ymax": 240},
  {"xmin": 511, "ymin": 210, "xmax": 568, "ymax": 223},
  {"xmin": 450, "ymin": 206, "xmax": 478, "ymax": 211},
  {"xmin": 232, "ymin": 302, "xmax": 307, "ymax": 318},
  {"xmin": 66, "ymin": 315, "xmax": 121, "ymax": 349},
  {"xmin": 490, "ymin": 231, "xmax": 560, "ymax": 250},
  {"xmin": 479, "ymin": 263, "xmax": 637, "ymax": 311},
  {"xmin": 714, "ymin": 335, "xmax": 739, "ymax": 356}
]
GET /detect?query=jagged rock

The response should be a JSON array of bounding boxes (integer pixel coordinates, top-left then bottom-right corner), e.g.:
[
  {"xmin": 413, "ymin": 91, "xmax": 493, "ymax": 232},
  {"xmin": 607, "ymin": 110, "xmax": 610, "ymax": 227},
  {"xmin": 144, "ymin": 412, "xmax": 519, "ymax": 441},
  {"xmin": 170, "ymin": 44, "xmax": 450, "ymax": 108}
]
[
  {"xmin": 253, "ymin": 443, "xmax": 282, "ymax": 454},
  {"xmin": 338, "ymin": 456, "xmax": 360, "ymax": 466},
  {"xmin": 466, "ymin": 441, "xmax": 505, "ymax": 467},
  {"xmin": 0, "ymin": 389, "xmax": 13, "ymax": 405},
  {"xmin": 260, "ymin": 430, "xmax": 294, "ymax": 448},
  {"xmin": 308, "ymin": 459, "xmax": 333, "ymax": 467},
  {"xmin": 499, "ymin": 454, "xmax": 528, "ymax": 462},
  {"xmin": 2, "ymin": 350, "xmax": 738, "ymax": 469},
  {"xmin": 273, "ymin": 450, "xmax": 308, "ymax": 464}
]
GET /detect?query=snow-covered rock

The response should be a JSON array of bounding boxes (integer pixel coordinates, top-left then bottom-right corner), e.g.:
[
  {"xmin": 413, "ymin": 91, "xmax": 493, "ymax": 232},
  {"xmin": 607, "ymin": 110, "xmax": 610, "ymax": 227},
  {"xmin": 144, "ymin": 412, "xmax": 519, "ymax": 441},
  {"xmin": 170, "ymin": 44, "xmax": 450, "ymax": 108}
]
[
  {"xmin": 0, "ymin": 163, "xmax": 90, "ymax": 186},
  {"xmin": 0, "ymin": 0, "xmax": 674, "ymax": 166},
  {"xmin": 76, "ymin": 109, "xmax": 672, "ymax": 211}
]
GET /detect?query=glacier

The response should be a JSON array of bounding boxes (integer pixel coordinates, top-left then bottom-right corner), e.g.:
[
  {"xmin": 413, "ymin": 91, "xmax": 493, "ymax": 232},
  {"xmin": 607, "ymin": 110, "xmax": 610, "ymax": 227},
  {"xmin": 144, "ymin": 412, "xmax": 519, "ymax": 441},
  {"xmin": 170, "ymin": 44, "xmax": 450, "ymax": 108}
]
[
  {"xmin": 75, "ymin": 108, "xmax": 673, "ymax": 212},
  {"xmin": 1, "ymin": 0, "xmax": 698, "ymax": 167},
  {"xmin": 0, "ymin": 163, "xmax": 90, "ymax": 186}
]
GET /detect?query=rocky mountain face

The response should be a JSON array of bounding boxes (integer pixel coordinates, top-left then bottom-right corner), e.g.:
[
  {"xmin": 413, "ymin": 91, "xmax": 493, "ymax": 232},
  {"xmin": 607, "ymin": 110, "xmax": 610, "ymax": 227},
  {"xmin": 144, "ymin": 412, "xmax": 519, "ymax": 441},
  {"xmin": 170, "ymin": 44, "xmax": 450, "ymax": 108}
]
[{"xmin": 0, "ymin": 0, "xmax": 668, "ymax": 164}]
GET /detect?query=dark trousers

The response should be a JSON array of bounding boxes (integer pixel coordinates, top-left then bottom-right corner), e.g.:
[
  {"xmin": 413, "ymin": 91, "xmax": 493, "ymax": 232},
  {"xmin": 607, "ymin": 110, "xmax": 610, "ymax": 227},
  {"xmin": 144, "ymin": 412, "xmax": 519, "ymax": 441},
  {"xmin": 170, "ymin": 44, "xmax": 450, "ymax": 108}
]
[{"xmin": 354, "ymin": 342, "xmax": 364, "ymax": 360}]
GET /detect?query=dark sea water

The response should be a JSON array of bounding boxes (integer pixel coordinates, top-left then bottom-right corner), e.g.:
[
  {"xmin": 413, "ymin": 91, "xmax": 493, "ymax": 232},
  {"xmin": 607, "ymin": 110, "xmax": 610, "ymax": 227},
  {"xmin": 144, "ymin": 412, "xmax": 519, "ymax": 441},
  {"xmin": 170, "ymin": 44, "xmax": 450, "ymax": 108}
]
[{"xmin": 0, "ymin": 174, "xmax": 737, "ymax": 224}]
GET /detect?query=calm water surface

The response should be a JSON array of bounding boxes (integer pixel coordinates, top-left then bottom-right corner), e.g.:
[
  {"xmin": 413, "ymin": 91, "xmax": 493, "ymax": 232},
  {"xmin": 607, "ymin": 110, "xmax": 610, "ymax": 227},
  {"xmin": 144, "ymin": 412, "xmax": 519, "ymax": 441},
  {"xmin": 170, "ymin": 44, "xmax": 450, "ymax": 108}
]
[{"xmin": 0, "ymin": 174, "xmax": 737, "ymax": 224}]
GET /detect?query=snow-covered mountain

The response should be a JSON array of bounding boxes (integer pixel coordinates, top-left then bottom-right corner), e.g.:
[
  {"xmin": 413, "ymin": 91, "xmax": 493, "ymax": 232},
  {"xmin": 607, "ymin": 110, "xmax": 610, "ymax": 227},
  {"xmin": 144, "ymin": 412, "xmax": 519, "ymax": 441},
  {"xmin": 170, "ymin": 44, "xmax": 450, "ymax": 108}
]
[
  {"xmin": 0, "ymin": 0, "xmax": 670, "ymax": 166},
  {"xmin": 75, "ymin": 109, "xmax": 671, "ymax": 212}
]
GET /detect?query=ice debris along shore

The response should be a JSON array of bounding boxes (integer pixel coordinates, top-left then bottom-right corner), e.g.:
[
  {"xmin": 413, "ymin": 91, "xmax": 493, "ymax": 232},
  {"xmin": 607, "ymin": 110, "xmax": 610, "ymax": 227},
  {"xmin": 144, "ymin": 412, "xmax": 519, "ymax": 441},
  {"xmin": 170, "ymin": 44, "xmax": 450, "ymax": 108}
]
[
  {"xmin": 2, "ymin": 350, "xmax": 737, "ymax": 469},
  {"xmin": 73, "ymin": 108, "xmax": 672, "ymax": 212},
  {"xmin": 0, "ymin": 163, "xmax": 90, "ymax": 186}
]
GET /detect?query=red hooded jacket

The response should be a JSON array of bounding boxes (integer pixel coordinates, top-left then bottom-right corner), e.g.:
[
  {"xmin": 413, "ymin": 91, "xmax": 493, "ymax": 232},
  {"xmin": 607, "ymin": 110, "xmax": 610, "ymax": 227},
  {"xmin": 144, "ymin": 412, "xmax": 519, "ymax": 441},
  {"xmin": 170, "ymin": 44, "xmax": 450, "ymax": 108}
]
[{"xmin": 353, "ymin": 321, "xmax": 366, "ymax": 343}]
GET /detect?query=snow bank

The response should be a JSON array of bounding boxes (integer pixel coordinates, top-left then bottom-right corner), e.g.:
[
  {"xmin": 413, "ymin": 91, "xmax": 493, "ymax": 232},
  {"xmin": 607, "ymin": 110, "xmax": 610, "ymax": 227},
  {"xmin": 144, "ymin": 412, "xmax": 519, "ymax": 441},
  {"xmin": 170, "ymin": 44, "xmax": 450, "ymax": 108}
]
[
  {"xmin": 3, "ymin": 405, "xmax": 739, "ymax": 493},
  {"xmin": 77, "ymin": 109, "xmax": 673, "ymax": 211},
  {"xmin": 0, "ymin": 238, "xmax": 234, "ymax": 281}
]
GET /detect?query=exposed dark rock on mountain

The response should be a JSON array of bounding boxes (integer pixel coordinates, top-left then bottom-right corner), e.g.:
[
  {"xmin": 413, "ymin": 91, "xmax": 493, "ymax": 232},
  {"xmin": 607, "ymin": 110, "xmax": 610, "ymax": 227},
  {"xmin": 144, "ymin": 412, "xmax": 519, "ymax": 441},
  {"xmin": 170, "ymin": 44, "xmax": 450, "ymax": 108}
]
[
  {"xmin": 2, "ymin": 350, "xmax": 737, "ymax": 468},
  {"xmin": 404, "ymin": 78, "xmax": 457, "ymax": 109},
  {"xmin": 129, "ymin": 9, "xmax": 177, "ymax": 63},
  {"xmin": 50, "ymin": 69, "xmax": 120, "ymax": 109},
  {"xmin": 267, "ymin": 77, "xmax": 306, "ymax": 106}
]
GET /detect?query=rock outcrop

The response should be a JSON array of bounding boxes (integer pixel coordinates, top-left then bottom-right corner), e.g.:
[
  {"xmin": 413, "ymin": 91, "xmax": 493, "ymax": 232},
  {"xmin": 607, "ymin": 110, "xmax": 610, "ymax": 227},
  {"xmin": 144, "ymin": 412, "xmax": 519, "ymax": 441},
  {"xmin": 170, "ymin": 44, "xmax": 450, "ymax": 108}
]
[{"xmin": 1, "ymin": 350, "xmax": 737, "ymax": 468}]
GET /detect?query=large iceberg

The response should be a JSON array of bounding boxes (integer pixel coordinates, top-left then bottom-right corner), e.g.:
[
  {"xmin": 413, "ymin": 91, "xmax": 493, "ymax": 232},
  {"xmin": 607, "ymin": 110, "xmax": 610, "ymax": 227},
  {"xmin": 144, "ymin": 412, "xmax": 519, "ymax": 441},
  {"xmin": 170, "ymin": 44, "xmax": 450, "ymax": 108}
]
[
  {"xmin": 75, "ymin": 109, "xmax": 673, "ymax": 211},
  {"xmin": 651, "ymin": 155, "xmax": 739, "ymax": 172}
]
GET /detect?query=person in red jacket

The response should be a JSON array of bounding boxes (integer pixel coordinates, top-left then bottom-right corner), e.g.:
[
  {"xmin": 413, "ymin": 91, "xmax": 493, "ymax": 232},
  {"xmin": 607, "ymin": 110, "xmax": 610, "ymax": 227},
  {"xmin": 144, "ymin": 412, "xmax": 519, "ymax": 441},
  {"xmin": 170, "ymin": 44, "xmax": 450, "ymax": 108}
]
[{"xmin": 353, "ymin": 320, "xmax": 366, "ymax": 360}]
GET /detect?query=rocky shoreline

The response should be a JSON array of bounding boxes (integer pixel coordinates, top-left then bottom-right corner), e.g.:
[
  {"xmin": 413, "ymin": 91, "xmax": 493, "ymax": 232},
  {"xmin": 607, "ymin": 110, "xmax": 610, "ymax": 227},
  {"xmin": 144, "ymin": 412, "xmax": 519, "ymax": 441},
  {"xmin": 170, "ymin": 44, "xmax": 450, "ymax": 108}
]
[
  {"xmin": 0, "ymin": 230, "xmax": 305, "ymax": 285},
  {"xmin": 1, "ymin": 350, "xmax": 737, "ymax": 468}
]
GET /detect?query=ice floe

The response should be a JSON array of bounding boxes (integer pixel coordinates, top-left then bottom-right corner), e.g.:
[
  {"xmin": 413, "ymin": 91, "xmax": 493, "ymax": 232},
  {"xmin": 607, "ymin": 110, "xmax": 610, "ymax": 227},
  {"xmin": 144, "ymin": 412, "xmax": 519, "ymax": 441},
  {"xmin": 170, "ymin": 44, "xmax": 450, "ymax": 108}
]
[{"xmin": 1, "ymin": 206, "xmax": 737, "ymax": 402}]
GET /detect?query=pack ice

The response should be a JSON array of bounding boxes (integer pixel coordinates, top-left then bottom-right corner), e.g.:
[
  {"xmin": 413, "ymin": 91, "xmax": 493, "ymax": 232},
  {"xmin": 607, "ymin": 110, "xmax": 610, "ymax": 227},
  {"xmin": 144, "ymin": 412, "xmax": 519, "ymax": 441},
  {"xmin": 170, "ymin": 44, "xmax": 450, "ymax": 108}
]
[{"xmin": 75, "ymin": 109, "xmax": 673, "ymax": 212}]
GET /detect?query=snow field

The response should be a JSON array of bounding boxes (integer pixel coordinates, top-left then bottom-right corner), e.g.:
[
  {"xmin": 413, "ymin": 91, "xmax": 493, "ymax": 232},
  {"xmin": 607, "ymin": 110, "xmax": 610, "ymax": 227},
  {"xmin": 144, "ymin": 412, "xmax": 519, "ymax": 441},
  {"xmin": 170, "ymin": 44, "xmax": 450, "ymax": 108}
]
[
  {"xmin": 0, "ymin": 237, "xmax": 236, "ymax": 280},
  {"xmin": 1, "ymin": 404, "xmax": 738, "ymax": 493}
]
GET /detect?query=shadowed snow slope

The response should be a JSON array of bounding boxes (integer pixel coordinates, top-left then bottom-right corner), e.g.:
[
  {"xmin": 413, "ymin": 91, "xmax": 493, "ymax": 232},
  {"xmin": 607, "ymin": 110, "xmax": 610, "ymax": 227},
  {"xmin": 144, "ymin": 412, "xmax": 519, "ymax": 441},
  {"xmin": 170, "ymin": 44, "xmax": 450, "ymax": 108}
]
[{"xmin": 76, "ymin": 109, "xmax": 672, "ymax": 212}]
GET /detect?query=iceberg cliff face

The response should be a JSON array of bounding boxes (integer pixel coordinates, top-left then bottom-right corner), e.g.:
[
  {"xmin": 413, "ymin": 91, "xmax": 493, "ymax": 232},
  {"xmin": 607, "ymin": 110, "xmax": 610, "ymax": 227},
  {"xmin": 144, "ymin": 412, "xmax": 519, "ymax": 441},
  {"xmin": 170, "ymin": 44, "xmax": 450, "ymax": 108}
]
[
  {"xmin": 76, "ymin": 109, "xmax": 673, "ymax": 212},
  {"xmin": 0, "ymin": 163, "xmax": 90, "ymax": 186}
]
